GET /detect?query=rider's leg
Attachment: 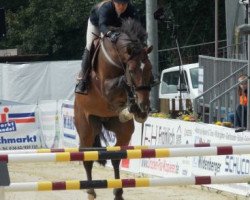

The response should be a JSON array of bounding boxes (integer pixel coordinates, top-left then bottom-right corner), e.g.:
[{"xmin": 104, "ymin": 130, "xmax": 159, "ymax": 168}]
[
  {"xmin": 75, "ymin": 49, "xmax": 90, "ymax": 94},
  {"xmin": 75, "ymin": 19, "xmax": 99, "ymax": 94}
]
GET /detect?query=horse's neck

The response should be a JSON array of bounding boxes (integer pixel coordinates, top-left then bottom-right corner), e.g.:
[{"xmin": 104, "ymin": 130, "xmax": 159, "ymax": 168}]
[
  {"xmin": 98, "ymin": 50, "xmax": 124, "ymax": 79},
  {"xmin": 100, "ymin": 38, "xmax": 125, "ymax": 70},
  {"xmin": 91, "ymin": 40, "xmax": 126, "ymax": 97}
]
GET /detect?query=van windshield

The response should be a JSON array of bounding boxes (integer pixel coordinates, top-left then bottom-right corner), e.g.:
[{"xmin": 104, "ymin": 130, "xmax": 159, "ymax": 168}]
[
  {"xmin": 190, "ymin": 67, "xmax": 198, "ymax": 88},
  {"xmin": 161, "ymin": 71, "xmax": 179, "ymax": 94}
]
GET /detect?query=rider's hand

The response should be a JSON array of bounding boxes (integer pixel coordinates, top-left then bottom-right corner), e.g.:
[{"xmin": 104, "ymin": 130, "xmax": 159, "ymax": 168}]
[{"xmin": 106, "ymin": 31, "xmax": 120, "ymax": 43}]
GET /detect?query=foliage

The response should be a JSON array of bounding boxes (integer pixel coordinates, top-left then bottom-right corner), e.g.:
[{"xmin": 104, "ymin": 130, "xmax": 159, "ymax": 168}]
[
  {"xmin": 0, "ymin": 0, "xmax": 29, "ymax": 12},
  {"xmin": 0, "ymin": 0, "xmax": 225, "ymax": 61},
  {"xmin": 1, "ymin": 0, "xmax": 99, "ymax": 59},
  {"xmin": 150, "ymin": 112, "xmax": 170, "ymax": 119},
  {"xmin": 150, "ymin": 110, "xmax": 200, "ymax": 122},
  {"xmin": 215, "ymin": 121, "xmax": 232, "ymax": 127},
  {"xmin": 157, "ymin": 0, "xmax": 226, "ymax": 69},
  {"xmin": 178, "ymin": 113, "xmax": 197, "ymax": 122}
]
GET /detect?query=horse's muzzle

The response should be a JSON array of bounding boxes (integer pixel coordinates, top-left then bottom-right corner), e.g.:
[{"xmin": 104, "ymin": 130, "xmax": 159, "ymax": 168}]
[
  {"xmin": 138, "ymin": 102, "xmax": 150, "ymax": 113},
  {"xmin": 130, "ymin": 98, "xmax": 150, "ymax": 113}
]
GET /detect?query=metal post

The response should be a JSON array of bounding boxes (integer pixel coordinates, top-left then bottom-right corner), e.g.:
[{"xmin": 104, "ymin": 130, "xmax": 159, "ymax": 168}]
[
  {"xmin": 215, "ymin": 0, "xmax": 219, "ymax": 58},
  {"xmin": 146, "ymin": 0, "xmax": 159, "ymax": 112},
  {"xmin": 245, "ymin": 3, "xmax": 248, "ymax": 59},
  {"xmin": 248, "ymin": 11, "xmax": 250, "ymax": 130},
  {"xmin": 175, "ymin": 37, "xmax": 184, "ymax": 111}
]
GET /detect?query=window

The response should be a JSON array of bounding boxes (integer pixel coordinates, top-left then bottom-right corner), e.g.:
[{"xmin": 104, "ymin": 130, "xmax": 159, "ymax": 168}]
[
  {"xmin": 161, "ymin": 71, "xmax": 179, "ymax": 94},
  {"xmin": 190, "ymin": 68, "xmax": 198, "ymax": 88}
]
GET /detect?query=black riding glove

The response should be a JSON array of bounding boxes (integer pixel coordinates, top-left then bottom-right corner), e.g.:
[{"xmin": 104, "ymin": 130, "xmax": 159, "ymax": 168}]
[{"xmin": 106, "ymin": 31, "xmax": 120, "ymax": 43}]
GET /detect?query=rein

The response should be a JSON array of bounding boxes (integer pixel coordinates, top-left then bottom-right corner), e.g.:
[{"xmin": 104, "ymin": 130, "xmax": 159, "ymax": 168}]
[{"xmin": 100, "ymin": 38, "xmax": 124, "ymax": 69}]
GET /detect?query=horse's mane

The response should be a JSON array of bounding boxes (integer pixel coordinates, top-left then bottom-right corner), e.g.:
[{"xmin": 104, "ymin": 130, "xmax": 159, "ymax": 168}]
[{"xmin": 119, "ymin": 18, "xmax": 148, "ymax": 45}]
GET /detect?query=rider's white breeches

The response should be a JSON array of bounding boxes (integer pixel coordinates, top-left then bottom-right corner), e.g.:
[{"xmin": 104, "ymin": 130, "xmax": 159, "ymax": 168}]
[{"xmin": 86, "ymin": 18, "xmax": 100, "ymax": 50}]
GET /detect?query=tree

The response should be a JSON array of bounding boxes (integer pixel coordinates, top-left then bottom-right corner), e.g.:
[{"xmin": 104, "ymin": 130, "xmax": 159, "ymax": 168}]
[
  {"xmin": 1, "ymin": 0, "xmax": 99, "ymax": 59},
  {"xmin": 156, "ymin": 0, "xmax": 226, "ymax": 69},
  {"xmin": 0, "ymin": 0, "xmax": 225, "ymax": 63},
  {"xmin": 0, "ymin": 0, "xmax": 29, "ymax": 12}
]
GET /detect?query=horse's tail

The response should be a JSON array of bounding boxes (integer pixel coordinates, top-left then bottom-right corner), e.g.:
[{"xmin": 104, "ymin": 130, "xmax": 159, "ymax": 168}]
[{"xmin": 93, "ymin": 133, "xmax": 107, "ymax": 166}]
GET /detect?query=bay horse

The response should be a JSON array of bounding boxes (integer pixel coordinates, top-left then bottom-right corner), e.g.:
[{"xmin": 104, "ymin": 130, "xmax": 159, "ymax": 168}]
[{"xmin": 74, "ymin": 19, "xmax": 153, "ymax": 200}]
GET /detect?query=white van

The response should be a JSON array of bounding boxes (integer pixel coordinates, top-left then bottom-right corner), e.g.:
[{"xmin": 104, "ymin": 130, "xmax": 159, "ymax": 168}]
[{"xmin": 159, "ymin": 63, "xmax": 199, "ymax": 100}]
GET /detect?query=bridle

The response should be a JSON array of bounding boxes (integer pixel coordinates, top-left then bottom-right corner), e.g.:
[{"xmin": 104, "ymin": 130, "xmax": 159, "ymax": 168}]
[{"xmin": 100, "ymin": 37, "xmax": 152, "ymax": 95}]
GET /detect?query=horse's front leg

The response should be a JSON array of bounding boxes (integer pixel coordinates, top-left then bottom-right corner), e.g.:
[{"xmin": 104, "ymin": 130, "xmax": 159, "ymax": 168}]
[
  {"xmin": 107, "ymin": 118, "xmax": 134, "ymax": 200},
  {"xmin": 75, "ymin": 111, "xmax": 96, "ymax": 200},
  {"xmin": 83, "ymin": 161, "xmax": 96, "ymax": 200},
  {"xmin": 111, "ymin": 159, "xmax": 124, "ymax": 200}
]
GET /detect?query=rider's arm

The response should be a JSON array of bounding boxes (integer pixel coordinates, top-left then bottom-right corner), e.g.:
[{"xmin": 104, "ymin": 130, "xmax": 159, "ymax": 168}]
[
  {"xmin": 98, "ymin": 4, "xmax": 113, "ymax": 35},
  {"xmin": 124, "ymin": 4, "xmax": 138, "ymax": 20}
]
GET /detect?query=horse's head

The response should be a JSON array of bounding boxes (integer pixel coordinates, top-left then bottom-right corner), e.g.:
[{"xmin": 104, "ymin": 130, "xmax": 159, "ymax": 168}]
[
  {"xmin": 124, "ymin": 40, "xmax": 153, "ymax": 112},
  {"xmin": 117, "ymin": 20, "xmax": 154, "ymax": 119},
  {"xmin": 101, "ymin": 19, "xmax": 153, "ymax": 122}
]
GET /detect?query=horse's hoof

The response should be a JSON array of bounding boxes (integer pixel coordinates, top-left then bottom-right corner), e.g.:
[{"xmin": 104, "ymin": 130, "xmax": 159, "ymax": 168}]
[
  {"xmin": 87, "ymin": 189, "xmax": 96, "ymax": 200},
  {"xmin": 113, "ymin": 188, "xmax": 124, "ymax": 200},
  {"xmin": 114, "ymin": 197, "xmax": 124, "ymax": 200},
  {"xmin": 88, "ymin": 194, "xmax": 96, "ymax": 200}
]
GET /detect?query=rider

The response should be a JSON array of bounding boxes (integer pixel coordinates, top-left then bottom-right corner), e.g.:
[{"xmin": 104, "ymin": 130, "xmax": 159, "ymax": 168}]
[{"xmin": 75, "ymin": 0, "xmax": 158, "ymax": 94}]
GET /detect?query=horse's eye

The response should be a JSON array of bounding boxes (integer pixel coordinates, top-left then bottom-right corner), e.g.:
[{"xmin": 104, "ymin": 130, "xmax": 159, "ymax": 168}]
[
  {"xmin": 127, "ymin": 45, "xmax": 134, "ymax": 55},
  {"xmin": 141, "ymin": 57, "xmax": 147, "ymax": 63}
]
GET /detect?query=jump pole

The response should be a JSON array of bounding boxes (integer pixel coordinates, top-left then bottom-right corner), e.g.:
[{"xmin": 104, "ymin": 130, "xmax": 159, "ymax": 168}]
[
  {"xmin": 3, "ymin": 175, "xmax": 250, "ymax": 191},
  {"xmin": 2, "ymin": 142, "xmax": 250, "ymax": 155},
  {"xmin": 1, "ymin": 145, "xmax": 250, "ymax": 163}
]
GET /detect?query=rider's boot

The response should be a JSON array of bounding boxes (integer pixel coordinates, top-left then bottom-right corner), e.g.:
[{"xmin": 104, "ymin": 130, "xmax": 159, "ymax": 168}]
[{"xmin": 75, "ymin": 49, "xmax": 90, "ymax": 95}]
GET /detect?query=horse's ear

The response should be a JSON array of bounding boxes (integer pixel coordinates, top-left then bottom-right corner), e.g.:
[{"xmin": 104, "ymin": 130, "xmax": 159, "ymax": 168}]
[{"xmin": 146, "ymin": 45, "xmax": 153, "ymax": 54}]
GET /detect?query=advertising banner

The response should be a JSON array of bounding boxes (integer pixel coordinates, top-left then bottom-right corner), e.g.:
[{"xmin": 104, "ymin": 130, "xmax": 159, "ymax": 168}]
[
  {"xmin": 0, "ymin": 105, "xmax": 41, "ymax": 150},
  {"xmin": 191, "ymin": 123, "xmax": 250, "ymax": 195},
  {"xmin": 141, "ymin": 118, "xmax": 192, "ymax": 177},
  {"xmin": 38, "ymin": 100, "xmax": 60, "ymax": 148},
  {"xmin": 141, "ymin": 117, "xmax": 250, "ymax": 196},
  {"xmin": 60, "ymin": 101, "xmax": 79, "ymax": 147}
]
